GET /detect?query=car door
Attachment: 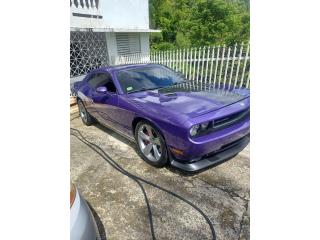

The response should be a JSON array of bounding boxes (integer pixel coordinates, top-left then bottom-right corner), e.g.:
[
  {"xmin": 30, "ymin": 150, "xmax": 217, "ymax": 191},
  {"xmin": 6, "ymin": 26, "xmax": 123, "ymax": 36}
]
[{"xmin": 89, "ymin": 72, "xmax": 119, "ymax": 129}]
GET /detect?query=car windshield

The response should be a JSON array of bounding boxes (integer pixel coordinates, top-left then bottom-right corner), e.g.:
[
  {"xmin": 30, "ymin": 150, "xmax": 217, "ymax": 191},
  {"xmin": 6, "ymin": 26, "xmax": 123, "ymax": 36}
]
[{"xmin": 116, "ymin": 65, "xmax": 186, "ymax": 93}]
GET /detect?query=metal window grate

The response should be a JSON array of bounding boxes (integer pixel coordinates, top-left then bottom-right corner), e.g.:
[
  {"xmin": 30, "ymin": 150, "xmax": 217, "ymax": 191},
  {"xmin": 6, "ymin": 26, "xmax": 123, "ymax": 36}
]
[
  {"xmin": 70, "ymin": 31, "xmax": 109, "ymax": 77},
  {"xmin": 116, "ymin": 33, "xmax": 141, "ymax": 56}
]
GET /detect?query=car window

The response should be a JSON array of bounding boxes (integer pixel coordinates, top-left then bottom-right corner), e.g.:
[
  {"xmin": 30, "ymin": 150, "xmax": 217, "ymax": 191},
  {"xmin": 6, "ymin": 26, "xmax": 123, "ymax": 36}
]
[
  {"xmin": 116, "ymin": 65, "xmax": 185, "ymax": 93},
  {"xmin": 88, "ymin": 72, "xmax": 117, "ymax": 93}
]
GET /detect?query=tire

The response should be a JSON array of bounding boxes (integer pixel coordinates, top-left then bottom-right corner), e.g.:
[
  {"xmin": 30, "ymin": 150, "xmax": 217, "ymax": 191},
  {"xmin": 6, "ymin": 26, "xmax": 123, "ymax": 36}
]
[
  {"xmin": 134, "ymin": 121, "xmax": 168, "ymax": 167},
  {"xmin": 77, "ymin": 100, "xmax": 93, "ymax": 126}
]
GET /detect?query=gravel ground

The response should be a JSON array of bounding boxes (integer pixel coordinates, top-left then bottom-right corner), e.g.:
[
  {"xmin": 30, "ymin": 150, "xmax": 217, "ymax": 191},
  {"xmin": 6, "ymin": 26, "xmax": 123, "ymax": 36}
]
[{"xmin": 70, "ymin": 109, "xmax": 250, "ymax": 240}]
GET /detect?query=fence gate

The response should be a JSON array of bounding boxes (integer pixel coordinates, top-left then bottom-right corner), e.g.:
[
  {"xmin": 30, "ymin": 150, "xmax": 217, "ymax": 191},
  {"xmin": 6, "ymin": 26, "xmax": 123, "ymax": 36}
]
[{"xmin": 70, "ymin": 31, "xmax": 109, "ymax": 78}]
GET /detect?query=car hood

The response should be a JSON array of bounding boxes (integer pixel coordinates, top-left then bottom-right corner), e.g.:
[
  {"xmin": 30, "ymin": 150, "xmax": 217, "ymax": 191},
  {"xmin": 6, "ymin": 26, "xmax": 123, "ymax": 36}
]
[{"xmin": 127, "ymin": 83, "xmax": 250, "ymax": 119}]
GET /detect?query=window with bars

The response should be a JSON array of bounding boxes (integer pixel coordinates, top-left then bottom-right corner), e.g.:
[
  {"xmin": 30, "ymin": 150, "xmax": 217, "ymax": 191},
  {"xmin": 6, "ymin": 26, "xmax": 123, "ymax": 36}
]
[
  {"xmin": 116, "ymin": 33, "xmax": 141, "ymax": 56},
  {"xmin": 70, "ymin": 32, "xmax": 109, "ymax": 77}
]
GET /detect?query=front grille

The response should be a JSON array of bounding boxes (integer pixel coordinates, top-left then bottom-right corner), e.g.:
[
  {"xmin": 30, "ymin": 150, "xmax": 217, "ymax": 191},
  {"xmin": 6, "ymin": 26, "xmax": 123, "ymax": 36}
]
[{"xmin": 213, "ymin": 108, "xmax": 249, "ymax": 131}]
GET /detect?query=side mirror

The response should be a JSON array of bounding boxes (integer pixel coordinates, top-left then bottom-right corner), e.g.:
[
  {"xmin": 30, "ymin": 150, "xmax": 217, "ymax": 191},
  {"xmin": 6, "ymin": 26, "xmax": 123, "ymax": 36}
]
[{"xmin": 96, "ymin": 86, "xmax": 108, "ymax": 94}]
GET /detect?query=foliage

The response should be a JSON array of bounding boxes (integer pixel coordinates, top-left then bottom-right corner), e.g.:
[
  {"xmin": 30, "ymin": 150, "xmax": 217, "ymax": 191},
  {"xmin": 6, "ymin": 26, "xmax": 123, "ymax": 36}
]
[{"xmin": 149, "ymin": 0, "xmax": 249, "ymax": 50}]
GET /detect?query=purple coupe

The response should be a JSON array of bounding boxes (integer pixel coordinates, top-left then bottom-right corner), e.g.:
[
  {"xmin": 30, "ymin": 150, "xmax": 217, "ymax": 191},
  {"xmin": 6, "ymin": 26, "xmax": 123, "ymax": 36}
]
[{"xmin": 73, "ymin": 64, "xmax": 250, "ymax": 172}]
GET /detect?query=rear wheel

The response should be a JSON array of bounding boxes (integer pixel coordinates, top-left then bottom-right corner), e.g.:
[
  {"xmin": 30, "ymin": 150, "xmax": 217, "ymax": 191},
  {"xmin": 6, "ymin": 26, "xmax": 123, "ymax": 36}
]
[
  {"xmin": 135, "ymin": 121, "xmax": 168, "ymax": 167},
  {"xmin": 78, "ymin": 100, "xmax": 93, "ymax": 126}
]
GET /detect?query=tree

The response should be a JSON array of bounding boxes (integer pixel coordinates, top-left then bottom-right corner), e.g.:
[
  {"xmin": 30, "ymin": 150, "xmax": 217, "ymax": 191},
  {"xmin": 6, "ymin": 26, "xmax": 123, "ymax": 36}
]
[{"xmin": 149, "ymin": 0, "xmax": 249, "ymax": 50}]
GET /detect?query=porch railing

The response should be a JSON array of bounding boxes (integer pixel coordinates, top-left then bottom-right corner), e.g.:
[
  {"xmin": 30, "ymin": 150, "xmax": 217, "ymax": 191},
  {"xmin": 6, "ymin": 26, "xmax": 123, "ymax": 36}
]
[
  {"xmin": 70, "ymin": 0, "xmax": 100, "ymax": 15},
  {"xmin": 115, "ymin": 43, "xmax": 250, "ymax": 89}
]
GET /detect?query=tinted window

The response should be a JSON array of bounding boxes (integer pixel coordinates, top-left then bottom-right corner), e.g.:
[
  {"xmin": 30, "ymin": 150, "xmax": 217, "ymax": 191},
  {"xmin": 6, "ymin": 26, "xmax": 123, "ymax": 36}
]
[
  {"xmin": 88, "ymin": 73, "xmax": 117, "ymax": 93},
  {"xmin": 116, "ymin": 66, "xmax": 185, "ymax": 93}
]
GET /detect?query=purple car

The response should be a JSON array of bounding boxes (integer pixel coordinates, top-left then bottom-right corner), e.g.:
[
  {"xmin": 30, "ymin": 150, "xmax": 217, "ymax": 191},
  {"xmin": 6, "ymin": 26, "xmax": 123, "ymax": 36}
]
[{"xmin": 73, "ymin": 64, "xmax": 249, "ymax": 172}]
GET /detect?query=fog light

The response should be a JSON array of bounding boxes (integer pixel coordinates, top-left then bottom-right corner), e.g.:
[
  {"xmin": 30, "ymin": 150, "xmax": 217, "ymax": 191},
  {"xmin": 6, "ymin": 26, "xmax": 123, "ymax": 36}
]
[{"xmin": 170, "ymin": 147, "xmax": 184, "ymax": 156}]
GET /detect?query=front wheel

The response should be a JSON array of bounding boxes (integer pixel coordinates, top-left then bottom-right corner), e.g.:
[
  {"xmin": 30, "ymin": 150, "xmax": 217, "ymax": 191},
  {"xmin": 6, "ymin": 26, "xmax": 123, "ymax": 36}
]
[
  {"xmin": 135, "ymin": 121, "xmax": 168, "ymax": 167},
  {"xmin": 78, "ymin": 100, "xmax": 93, "ymax": 126}
]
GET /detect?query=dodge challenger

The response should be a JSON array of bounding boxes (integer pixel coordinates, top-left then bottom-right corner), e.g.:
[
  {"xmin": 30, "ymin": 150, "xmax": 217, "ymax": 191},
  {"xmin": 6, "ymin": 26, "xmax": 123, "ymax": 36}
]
[{"xmin": 72, "ymin": 64, "xmax": 250, "ymax": 172}]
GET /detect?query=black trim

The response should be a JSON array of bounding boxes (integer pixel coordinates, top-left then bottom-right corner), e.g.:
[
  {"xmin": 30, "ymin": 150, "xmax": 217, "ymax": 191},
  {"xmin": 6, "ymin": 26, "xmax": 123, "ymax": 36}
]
[
  {"xmin": 72, "ymin": 13, "xmax": 103, "ymax": 19},
  {"xmin": 169, "ymin": 135, "xmax": 250, "ymax": 172}
]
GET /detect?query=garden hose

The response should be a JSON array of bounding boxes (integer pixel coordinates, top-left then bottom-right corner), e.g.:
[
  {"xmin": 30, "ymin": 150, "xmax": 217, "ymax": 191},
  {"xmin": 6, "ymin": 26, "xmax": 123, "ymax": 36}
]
[{"xmin": 70, "ymin": 126, "xmax": 216, "ymax": 240}]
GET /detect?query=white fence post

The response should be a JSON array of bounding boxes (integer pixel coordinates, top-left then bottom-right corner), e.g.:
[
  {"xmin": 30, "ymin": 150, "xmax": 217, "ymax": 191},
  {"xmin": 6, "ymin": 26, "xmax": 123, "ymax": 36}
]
[
  {"xmin": 209, "ymin": 46, "xmax": 215, "ymax": 84},
  {"xmin": 235, "ymin": 42, "xmax": 244, "ymax": 88},
  {"xmin": 228, "ymin": 44, "xmax": 237, "ymax": 89},
  {"xmin": 218, "ymin": 45, "xmax": 226, "ymax": 86},
  {"xmin": 196, "ymin": 47, "xmax": 201, "ymax": 83},
  {"xmin": 188, "ymin": 48, "xmax": 192, "ymax": 80},
  {"xmin": 200, "ymin": 46, "xmax": 206, "ymax": 83},
  {"xmin": 204, "ymin": 46, "xmax": 210, "ymax": 84},
  {"xmin": 182, "ymin": 49, "xmax": 186, "ymax": 75},
  {"xmin": 176, "ymin": 49, "xmax": 179, "ymax": 71},
  {"xmin": 193, "ymin": 48, "xmax": 197, "ymax": 81},
  {"xmin": 185, "ymin": 48, "xmax": 189, "ymax": 79},
  {"xmin": 240, "ymin": 43, "xmax": 250, "ymax": 88},
  {"xmin": 161, "ymin": 51, "xmax": 164, "ymax": 65},
  {"xmin": 246, "ymin": 74, "xmax": 250, "ymax": 89},
  {"xmin": 172, "ymin": 49, "xmax": 176, "ymax": 70},
  {"xmin": 223, "ymin": 46, "xmax": 231, "ymax": 88},
  {"xmin": 165, "ymin": 51, "xmax": 169, "ymax": 67},
  {"xmin": 177, "ymin": 49, "xmax": 180, "ymax": 71},
  {"xmin": 213, "ymin": 45, "xmax": 220, "ymax": 86},
  {"xmin": 158, "ymin": 51, "xmax": 160, "ymax": 65}
]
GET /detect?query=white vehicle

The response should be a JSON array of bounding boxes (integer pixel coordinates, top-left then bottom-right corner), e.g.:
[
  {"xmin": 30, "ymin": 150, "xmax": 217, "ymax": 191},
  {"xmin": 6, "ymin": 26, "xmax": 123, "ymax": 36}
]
[{"xmin": 70, "ymin": 183, "xmax": 100, "ymax": 240}]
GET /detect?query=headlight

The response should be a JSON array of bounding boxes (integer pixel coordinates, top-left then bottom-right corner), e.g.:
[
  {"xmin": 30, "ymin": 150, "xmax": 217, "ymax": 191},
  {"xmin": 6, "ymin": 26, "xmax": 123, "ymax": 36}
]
[
  {"xmin": 201, "ymin": 122, "xmax": 209, "ymax": 129},
  {"xmin": 190, "ymin": 121, "xmax": 212, "ymax": 137},
  {"xmin": 189, "ymin": 124, "xmax": 200, "ymax": 136}
]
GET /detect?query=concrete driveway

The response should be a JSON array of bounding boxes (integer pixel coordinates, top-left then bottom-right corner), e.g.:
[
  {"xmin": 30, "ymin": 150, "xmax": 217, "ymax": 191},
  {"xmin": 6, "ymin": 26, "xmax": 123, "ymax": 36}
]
[{"xmin": 70, "ymin": 110, "xmax": 250, "ymax": 240}]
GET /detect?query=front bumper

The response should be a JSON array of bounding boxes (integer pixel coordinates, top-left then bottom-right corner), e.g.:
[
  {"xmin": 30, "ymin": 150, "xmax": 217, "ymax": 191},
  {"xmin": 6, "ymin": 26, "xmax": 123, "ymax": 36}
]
[{"xmin": 169, "ymin": 134, "xmax": 249, "ymax": 172}]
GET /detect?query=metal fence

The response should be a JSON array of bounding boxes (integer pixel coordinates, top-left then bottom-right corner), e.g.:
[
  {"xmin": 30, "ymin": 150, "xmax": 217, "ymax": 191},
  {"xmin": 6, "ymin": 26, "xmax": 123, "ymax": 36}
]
[
  {"xmin": 70, "ymin": 31, "xmax": 109, "ymax": 78},
  {"xmin": 115, "ymin": 43, "xmax": 250, "ymax": 89}
]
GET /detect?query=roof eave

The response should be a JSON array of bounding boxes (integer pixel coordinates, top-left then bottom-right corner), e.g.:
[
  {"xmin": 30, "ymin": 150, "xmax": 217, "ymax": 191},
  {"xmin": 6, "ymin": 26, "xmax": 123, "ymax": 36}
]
[{"xmin": 70, "ymin": 27, "xmax": 161, "ymax": 33}]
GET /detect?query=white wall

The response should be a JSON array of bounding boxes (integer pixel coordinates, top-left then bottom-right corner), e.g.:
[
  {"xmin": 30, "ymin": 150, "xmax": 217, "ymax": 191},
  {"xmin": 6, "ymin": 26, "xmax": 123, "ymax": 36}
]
[
  {"xmin": 70, "ymin": 4, "xmax": 105, "ymax": 29},
  {"xmin": 105, "ymin": 32, "xmax": 117, "ymax": 64},
  {"xmin": 100, "ymin": 0, "xmax": 149, "ymax": 29},
  {"xmin": 140, "ymin": 32, "xmax": 150, "ymax": 55}
]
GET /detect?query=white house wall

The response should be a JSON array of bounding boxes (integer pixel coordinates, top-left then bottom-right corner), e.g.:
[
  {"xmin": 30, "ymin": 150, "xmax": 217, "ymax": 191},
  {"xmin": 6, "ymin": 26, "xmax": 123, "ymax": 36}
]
[
  {"xmin": 99, "ymin": 0, "xmax": 149, "ymax": 29},
  {"xmin": 105, "ymin": 32, "xmax": 117, "ymax": 64},
  {"xmin": 71, "ymin": 0, "xmax": 149, "ymax": 30},
  {"xmin": 140, "ymin": 33, "xmax": 150, "ymax": 55}
]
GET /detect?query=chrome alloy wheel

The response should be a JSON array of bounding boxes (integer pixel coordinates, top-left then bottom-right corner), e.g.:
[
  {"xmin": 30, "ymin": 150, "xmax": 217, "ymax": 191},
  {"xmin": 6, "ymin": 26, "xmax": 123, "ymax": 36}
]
[
  {"xmin": 137, "ymin": 124, "xmax": 162, "ymax": 162},
  {"xmin": 78, "ymin": 102, "xmax": 87, "ymax": 122}
]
